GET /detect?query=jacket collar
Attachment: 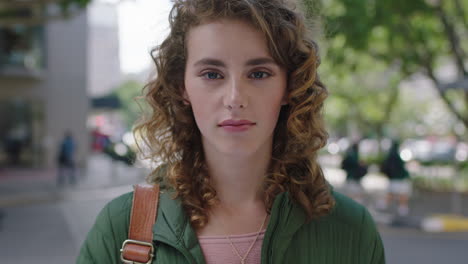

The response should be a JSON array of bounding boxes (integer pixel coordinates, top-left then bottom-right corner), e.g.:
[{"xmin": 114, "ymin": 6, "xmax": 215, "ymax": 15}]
[
  {"xmin": 152, "ymin": 191, "xmax": 307, "ymax": 263},
  {"xmin": 261, "ymin": 192, "xmax": 307, "ymax": 263},
  {"xmin": 152, "ymin": 191, "xmax": 204, "ymax": 263}
]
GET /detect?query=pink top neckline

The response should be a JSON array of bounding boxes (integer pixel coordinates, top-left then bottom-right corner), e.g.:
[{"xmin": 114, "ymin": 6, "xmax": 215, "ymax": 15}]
[
  {"xmin": 198, "ymin": 229, "xmax": 266, "ymax": 243},
  {"xmin": 198, "ymin": 230, "xmax": 266, "ymax": 263}
]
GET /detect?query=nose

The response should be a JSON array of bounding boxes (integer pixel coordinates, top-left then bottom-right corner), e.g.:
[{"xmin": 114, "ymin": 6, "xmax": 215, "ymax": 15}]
[{"xmin": 223, "ymin": 77, "xmax": 248, "ymax": 110}]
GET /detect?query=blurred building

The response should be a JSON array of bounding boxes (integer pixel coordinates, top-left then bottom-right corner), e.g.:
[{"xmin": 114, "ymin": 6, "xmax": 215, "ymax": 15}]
[
  {"xmin": 0, "ymin": 1, "xmax": 121, "ymax": 168},
  {"xmin": 87, "ymin": 0, "xmax": 126, "ymax": 143},
  {"xmin": 88, "ymin": 1, "xmax": 121, "ymax": 97}
]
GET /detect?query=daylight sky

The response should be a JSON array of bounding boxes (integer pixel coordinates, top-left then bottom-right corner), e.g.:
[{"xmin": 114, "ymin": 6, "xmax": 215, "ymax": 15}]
[{"xmin": 116, "ymin": 0, "xmax": 173, "ymax": 73}]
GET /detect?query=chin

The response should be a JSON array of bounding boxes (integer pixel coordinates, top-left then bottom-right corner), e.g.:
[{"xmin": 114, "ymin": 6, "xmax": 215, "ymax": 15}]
[
  {"xmin": 201, "ymin": 133, "xmax": 271, "ymax": 158},
  {"xmin": 216, "ymin": 141, "xmax": 261, "ymax": 157}
]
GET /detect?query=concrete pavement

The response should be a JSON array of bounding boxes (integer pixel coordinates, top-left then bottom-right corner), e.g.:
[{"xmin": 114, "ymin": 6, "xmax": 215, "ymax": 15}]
[
  {"xmin": 0, "ymin": 184, "xmax": 467, "ymax": 264},
  {"xmin": 323, "ymin": 166, "xmax": 468, "ymax": 230},
  {"xmin": 1, "ymin": 155, "xmax": 467, "ymax": 263},
  {"xmin": 381, "ymin": 224, "xmax": 468, "ymax": 263},
  {"xmin": 0, "ymin": 153, "xmax": 145, "ymax": 264},
  {"xmin": 2, "ymin": 155, "xmax": 467, "ymax": 227},
  {"xmin": 0, "ymin": 153, "xmax": 148, "ymax": 207}
]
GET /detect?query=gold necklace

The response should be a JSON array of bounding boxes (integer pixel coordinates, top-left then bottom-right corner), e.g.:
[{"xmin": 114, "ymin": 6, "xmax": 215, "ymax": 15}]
[{"xmin": 225, "ymin": 214, "xmax": 268, "ymax": 264}]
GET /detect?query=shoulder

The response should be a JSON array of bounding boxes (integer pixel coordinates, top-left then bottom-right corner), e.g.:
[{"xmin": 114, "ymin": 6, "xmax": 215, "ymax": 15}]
[
  {"xmin": 280, "ymin": 190, "xmax": 378, "ymax": 235},
  {"xmin": 300, "ymin": 190, "xmax": 381, "ymax": 241},
  {"xmin": 96, "ymin": 188, "xmax": 180, "ymax": 229},
  {"xmin": 284, "ymin": 191, "xmax": 385, "ymax": 263},
  {"xmin": 77, "ymin": 192, "xmax": 134, "ymax": 264},
  {"xmin": 328, "ymin": 191, "xmax": 375, "ymax": 229},
  {"xmin": 328, "ymin": 191, "xmax": 385, "ymax": 262},
  {"xmin": 84, "ymin": 191, "xmax": 134, "ymax": 246},
  {"xmin": 95, "ymin": 192, "xmax": 133, "ymax": 231}
]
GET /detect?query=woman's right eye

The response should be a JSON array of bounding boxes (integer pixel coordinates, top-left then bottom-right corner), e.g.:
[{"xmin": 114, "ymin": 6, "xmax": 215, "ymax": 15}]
[{"xmin": 202, "ymin": 72, "xmax": 223, "ymax": 80}]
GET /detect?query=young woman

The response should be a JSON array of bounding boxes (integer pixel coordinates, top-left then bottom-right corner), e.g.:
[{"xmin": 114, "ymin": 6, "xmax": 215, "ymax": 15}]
[{"xmin": 77, "ymin": 0, "xmax": 385, "ymax": 263}]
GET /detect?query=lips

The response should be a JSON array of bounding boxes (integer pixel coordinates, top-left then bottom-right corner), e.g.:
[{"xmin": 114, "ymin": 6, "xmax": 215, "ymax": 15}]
[
  {"xmin": 218, "ymin": 119, "xmax": 256, "ymax": 127},
  {"xmin": 218, "ymin": 119, "xmax": 256, "ymax": 132}
]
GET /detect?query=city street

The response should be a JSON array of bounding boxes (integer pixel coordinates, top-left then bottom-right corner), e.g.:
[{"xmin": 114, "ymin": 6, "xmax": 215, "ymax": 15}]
[
  {"xmin": 381, "ymin": 225, "xmax": 468, "ymax": 263},
  {"xmin": 1, "ymin": 190, "xmax": 467, "ymax": 264},
  {"xmin": 0, "ymin": 187, "xmax": 131, "ymax": 263},
  {"xmin": 2, "ymin": 0, "xmax": 467, "ymax": 263},
  {"xmin": 0, "ymin": 155, "xmax": 467, "ymax": 263}
]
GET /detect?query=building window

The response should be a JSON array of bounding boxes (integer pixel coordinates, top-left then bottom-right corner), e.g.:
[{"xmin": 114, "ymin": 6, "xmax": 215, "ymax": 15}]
[
  {"xmin": 0, "ymin": 5, "xmax": 45, "ymax": 77},
  {"xmin": 0, "ymin": 24, "xmax": 45, "ymax": 76},
  {"xmin": 0, "ymin": 98, "xmax": 45, "ymax": 168}
]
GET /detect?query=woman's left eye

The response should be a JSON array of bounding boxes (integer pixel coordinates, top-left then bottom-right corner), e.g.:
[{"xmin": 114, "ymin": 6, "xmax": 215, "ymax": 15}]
[{"xmin": 249, "ymin": 71, "xmax": 271, "ymax": 79}]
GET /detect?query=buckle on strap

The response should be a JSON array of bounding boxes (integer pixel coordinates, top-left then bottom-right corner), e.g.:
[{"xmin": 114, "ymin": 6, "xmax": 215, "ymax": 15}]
[{"xmin": 120, "ymin": 239, "xmax": 155, "ymax": 264}]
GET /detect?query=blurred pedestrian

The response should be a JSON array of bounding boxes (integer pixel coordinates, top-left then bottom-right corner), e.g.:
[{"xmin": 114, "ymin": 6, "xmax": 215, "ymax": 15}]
[
  {"xmin": 5, "ymin": 137, "xmax": 22, "ymax": 166},
  {"xmin": 57, "ymin": 131, "xmax": 77, "ymax": 186},
  {"xmin": 379, "ymin": 140, "xmax": 411, "ymax": 216},
  {"xmin": 77, "ymin": 1, "xmax": 384, "ymax": 263},
  {"xmin": 0, "ymin": 209, "xmax": 5, "ymax": 231},
  {"xmin": 5, "ymin": 124, "xmax": 27, "ymax": 166},
  {"xmin": 341, "ymin": 142, "xmax": 368, "ymax": 203}
]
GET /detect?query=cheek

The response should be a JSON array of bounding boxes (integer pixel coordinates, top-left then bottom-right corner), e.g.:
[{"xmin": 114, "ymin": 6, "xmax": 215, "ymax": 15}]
[
  {"xmin": 191, "ymin": 103, "xmax": 208, "ymax": 122},
  {"xmin": 185, "ymin": 91, "xmax": 212, "ymax": 128},
  {"xmin": 261, "ymin": 95, "xmax": 284, "ymax": 125}
]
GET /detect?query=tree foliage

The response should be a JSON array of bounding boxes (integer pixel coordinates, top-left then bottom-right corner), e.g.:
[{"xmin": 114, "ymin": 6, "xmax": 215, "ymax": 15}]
[
  {"xmin": 304, "ymin": 0, "xmax": 468, "ymax": 138},
  {"xmin": 321, "ymin": 49, "xmax": 403, "ymax": 139},
  {"xmin": 112, "ymin": 80, "xmax": 147, "ymax": 130}
]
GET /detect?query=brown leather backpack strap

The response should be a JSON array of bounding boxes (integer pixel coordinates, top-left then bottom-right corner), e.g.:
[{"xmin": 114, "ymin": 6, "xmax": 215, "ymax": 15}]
[{"xmin": 120, "ymin": 184, "xmax": 160, "ymax": 264}]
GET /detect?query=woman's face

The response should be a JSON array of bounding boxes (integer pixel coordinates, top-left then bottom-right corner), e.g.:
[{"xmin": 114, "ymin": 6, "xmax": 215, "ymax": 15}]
[{"xmin": 184, "ymin": 19, "xmax": 287, "ymax": 157}]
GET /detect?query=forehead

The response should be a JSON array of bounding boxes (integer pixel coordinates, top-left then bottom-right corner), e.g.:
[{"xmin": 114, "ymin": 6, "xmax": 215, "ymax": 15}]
[{"xmin": 185, "ymin": 19, "xmax": 272, "ymax": 62}]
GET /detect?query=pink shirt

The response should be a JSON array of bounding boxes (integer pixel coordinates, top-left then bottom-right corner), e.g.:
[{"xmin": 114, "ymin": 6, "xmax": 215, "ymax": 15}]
[{"xmin": 198, "ymin": 230, "xmax": 266, "ymax": 264}]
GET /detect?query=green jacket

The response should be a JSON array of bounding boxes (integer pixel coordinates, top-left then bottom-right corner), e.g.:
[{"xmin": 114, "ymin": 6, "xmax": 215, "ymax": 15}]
[{"xmin": 77, "ymin": 190, "xmax": 385, "ymax": 263}]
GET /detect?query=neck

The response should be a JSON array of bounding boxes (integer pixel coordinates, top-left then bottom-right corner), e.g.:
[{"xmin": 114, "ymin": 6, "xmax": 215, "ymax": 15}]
[
  {"xmin": 203, "ymin": 141, "xmax": 272, "ymax": 211},
  {"xmin": 195, "ymin": 139, "xmax": 273, "ymax": 236}
]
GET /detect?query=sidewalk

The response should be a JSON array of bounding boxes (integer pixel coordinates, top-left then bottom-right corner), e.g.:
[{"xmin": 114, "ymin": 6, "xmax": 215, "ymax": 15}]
[
  {"xmin": 1, "ymin": 158, "xmax": 467, "ymax": 231},
  {"xmin": 0, "ymin": 153, "xmax": 148, "ymax": 207},
  {"xmin": 322, "ymin": 166, "xmax": 468, "ymax": 231}
]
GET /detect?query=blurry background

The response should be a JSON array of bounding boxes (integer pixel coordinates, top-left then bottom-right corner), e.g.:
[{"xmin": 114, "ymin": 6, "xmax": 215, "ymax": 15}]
[{"xmin": 0, "ymin": 0, "xmax": 466, "ymax": 263}]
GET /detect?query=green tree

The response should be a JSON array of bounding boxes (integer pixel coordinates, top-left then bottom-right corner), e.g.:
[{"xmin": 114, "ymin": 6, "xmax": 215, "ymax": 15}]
[
  {"xmin": 305, "ymin": 0, "xmax": 468, "ymax": 133},
  {"xmin": 300, "ymin": 0, "xmax": 409, "ymax": 146},
  {"xmin": 112, "ymin": 80, "xmax": 147, "ymax": 130},
  {"xmin": 321, "ymin": 43, "xmax": 403, "ymax": 141}
]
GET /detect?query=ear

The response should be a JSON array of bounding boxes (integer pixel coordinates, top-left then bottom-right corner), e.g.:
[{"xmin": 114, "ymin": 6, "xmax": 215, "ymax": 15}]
[{"xmin": 181, "ymin": 86, "xmax": 191, "ymax": 105}]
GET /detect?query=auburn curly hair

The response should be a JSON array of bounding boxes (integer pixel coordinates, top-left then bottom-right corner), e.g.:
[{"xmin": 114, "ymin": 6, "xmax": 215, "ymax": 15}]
[{"xmin": 134, "ymin": 0, "xmax": 335, "ymax": 228}]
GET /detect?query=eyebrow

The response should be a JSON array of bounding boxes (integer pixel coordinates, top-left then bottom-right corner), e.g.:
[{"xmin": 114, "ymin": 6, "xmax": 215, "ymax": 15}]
[
  {"xmin": 245, "ymin": 57, "xmax": 277, "ymax": 66},
  {"xmin": 193, "ymin": 57, "xmax": 278, "ymax": 68}
]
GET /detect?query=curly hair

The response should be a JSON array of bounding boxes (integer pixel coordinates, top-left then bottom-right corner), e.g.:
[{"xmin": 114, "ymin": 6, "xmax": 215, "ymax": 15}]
[{"xmin": 134, "ymin": 0, "xmax": 335, "ymax": 229}]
